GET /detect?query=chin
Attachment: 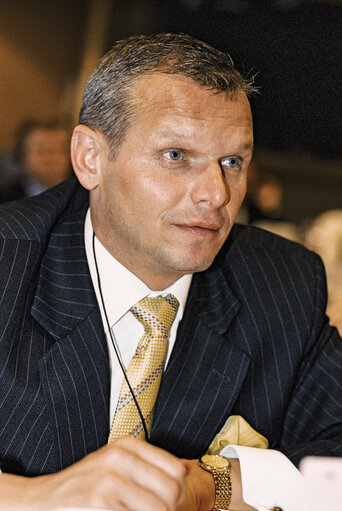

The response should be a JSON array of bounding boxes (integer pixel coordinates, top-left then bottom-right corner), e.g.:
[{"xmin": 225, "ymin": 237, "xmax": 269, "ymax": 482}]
[{"xmin": 174, "ymin": 254, "xmax": 217, "ymax": 275}]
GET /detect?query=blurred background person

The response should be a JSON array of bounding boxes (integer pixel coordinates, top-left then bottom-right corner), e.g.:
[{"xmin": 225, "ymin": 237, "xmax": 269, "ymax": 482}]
[
  {"xmin": 237, "ymin": 160, "xmax": 301, "ymax": 242},
  {"xmin": 237, "ymin": 160, "xmax": 284, "ymax": 224},
  {"xmin": 248, "ymin": 172, "xmax": 284, "ymax": 224},
  {"xmin": 0, "ymin": 119, "xmax": 72, "ymax": 203},
  {"xmin": 304, "ymin": 209, "xmax": 342, "ymax": 334}
]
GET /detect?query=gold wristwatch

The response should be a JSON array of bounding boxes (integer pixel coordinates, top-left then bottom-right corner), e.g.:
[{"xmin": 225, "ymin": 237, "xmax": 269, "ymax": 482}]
[{"xmin": 198, "ymin": 454, "xmax": 232, "ymax": 510}]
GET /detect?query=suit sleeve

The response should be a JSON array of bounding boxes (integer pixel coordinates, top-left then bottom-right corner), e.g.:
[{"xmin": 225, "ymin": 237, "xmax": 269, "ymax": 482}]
[
  {"xmin": 220, "ymin": 309, "xmax": 341, "ymax": 510},
  {"xmin": 278, "ymin": 253, "xmax": 342, "ymax": 465},
  {"xmin": 220, "ymin": 251, "xmax": 341, "ymax": 511}
]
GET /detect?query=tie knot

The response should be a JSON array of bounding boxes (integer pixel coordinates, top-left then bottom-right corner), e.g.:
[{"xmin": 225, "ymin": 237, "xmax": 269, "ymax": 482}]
[{"xmin": 130, "ymin": 294, "xmax": 179, "ymax": 337}]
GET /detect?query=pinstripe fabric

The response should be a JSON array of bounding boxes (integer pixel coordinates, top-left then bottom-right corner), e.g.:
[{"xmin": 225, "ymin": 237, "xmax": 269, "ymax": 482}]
[
  {"xmin": 0, "ymin": 177, "xmax": 341, "ymax": 475},
  {"xmin": 150, "ymin": 226, "xmax": 342, "ymax": 464},
  {"xmin": 0, "ymin": 179, "xmax": 110, "ymax": 474}
]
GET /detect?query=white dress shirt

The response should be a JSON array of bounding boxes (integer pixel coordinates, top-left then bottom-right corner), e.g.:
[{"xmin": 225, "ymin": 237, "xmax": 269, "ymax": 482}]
[{"xmin": 84, "ymin": 209, "xmax": 301, "ymax": 511}]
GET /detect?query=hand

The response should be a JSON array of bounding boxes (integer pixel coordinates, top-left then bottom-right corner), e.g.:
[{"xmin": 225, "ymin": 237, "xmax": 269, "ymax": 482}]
[
  {"xmin": 176, "ymin": 458, "xmax": 254, "ymax": 511},
  {"xmin": 176, "ymin": 459, "xmax": 215, "ymax": 511},
  {"xmin": 0, "ymin": 437, "xmax": 187, "ymax": 511}
]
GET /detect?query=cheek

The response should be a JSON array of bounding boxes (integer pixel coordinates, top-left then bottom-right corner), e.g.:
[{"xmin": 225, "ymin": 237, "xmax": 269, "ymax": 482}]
[
  {"xmin": 237, "ymin": 182, "xmax": 247, "ymax": 205},
  {"xmin": 228, "ymin": 175, "xmax": 247, "ymax": 203},
  {"xmin": 128, "ymin": 171, "xmax": 182, "ymax": 210}
]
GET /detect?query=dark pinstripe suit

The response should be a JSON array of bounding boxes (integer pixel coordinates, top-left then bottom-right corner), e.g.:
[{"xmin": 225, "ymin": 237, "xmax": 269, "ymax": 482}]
[{"xmin": 1, "ymin": 177, "xmax": 341, "ymax": 476}]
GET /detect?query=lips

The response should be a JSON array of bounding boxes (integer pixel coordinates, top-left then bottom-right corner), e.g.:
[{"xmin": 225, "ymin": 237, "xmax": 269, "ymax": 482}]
[
  {"xmin": 177, "ymin": 220, "xmax": 222, "ymax": 230},
  {"xmin": 174, "ymin": 222, "xmax": 222, "ymax": 235}
]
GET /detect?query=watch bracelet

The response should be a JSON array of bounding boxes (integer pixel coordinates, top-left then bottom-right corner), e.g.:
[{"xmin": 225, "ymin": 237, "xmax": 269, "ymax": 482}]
[{"xmin": 213, "ymin": 465, "xmax": 232, "ymax": 510}]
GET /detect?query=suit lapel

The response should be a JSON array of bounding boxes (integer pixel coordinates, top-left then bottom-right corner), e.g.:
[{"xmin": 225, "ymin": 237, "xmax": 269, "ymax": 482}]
[
  {"xmin": 151, "ymin": 244, "xmax": 251, "ymax": 459},
  {"xmin": 31, "ymin": 205, "xmax": 110, "ymax": 469},
  {"xmin": 31, "ymin": 204, "xmax": 96, "ymax": 339}
]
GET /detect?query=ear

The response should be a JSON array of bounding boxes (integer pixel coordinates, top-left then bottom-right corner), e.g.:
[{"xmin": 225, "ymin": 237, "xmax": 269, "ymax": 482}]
[{"xmin": 71, "ymin": 125, "xmax": 105, "ymax": 191}]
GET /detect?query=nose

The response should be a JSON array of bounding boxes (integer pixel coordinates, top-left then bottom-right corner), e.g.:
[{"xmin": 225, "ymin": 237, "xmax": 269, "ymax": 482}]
[{"xmin": 190, "ymin": 161, "xmax": 230, "ymax": 209}]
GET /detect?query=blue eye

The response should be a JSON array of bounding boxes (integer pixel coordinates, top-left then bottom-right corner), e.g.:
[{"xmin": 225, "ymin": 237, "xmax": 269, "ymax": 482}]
[
  {"xmin": 221, "ymin": 156, "xmax": 241, "ymax": 169},
  {"xmin": 165, "ymin": 150, "xmax": 182, "ymax": 161}
]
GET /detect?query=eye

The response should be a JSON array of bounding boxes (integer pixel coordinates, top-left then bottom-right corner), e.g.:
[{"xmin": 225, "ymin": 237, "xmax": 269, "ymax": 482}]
[
  {"xmin": 164, "ymin": 149, "xmax": 183, "ymax": 161},
  {"xmin": 221, "ymin": 156, "xmax": 242, "ymax": 169}
]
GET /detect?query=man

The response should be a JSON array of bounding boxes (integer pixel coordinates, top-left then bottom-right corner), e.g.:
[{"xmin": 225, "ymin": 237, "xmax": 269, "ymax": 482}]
[{"xmin": 0, "ymin": 33, "xmax": 341, "ymax": 511}]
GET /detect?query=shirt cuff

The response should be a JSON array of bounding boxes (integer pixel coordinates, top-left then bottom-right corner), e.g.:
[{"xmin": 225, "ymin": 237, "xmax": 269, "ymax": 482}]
[{"xmin": 220, "ymin": 445, "xmax": 302, "ymax": 510}]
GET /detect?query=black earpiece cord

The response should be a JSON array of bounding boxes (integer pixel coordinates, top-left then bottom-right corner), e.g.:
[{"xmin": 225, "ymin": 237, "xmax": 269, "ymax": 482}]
[{"xmin": 92, "ymin": 231, "xmax": 149, "ymax": 441}]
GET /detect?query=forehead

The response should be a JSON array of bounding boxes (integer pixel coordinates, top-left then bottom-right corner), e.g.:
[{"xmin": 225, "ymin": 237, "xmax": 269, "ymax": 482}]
[{"xmin": 128, "ymin": 73, "xmax": 253, "ymax": 147}]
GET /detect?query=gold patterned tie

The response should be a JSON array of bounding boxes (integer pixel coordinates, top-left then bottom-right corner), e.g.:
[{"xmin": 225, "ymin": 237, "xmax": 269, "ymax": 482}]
[{"xmin": 108, "ymin": 294, "xmax": 179, "ymax": 443}]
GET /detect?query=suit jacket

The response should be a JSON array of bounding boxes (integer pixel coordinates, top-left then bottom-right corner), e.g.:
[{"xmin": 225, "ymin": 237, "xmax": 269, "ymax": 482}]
[{"xmin": 0, "ymin": 177, "xmax": 341, "ymax": 476}]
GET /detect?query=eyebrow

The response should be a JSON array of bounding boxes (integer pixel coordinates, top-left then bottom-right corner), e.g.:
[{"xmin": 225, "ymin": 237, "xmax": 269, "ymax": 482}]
[{"xmin": 239, "ymin": 141, "xmax": 254, "ymax": 153}]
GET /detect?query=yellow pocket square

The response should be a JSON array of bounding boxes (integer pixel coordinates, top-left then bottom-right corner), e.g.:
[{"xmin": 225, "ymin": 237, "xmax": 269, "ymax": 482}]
[{"xmin": 207, "ymin": 415, "xmax": 269, "ymax": 455}]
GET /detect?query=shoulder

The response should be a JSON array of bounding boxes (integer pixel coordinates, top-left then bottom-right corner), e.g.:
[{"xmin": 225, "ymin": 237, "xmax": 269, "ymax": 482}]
[
  {"xmin": 215, "ymin": 223, "xmax": 325, "ymax": 294},
  {"xmin": 0, "ymin": 177, "xmax": 89, "ymax": 243},
  {"xmin": 226, "ymin": 222, "xmax": 318, "ymax": 263}
]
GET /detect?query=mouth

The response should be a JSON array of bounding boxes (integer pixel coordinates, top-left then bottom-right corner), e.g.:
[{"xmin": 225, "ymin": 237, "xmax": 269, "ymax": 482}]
[{"xmin": 174, "ymin": 222, "xmax": 221, "ymax": 237}]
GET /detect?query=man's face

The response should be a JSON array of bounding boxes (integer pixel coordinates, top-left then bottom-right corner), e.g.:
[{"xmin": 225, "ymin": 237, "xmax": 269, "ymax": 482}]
[{"xmin": 92, "ymin": 73, "xmax": 253, "ymax": 289}]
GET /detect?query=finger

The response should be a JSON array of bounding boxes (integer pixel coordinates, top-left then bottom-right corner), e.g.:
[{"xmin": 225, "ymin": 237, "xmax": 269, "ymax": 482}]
[
  {"xmin": 48, "ymin": 462, "xmax": 173, "ymax": 511},
  {"xmin": 103, "ymin": 441, "xmax": 186, "ymax": 508},
  {"xmin": 115, "ymin": 437, "xmax": 187, "ymax": 481},
  {"xmin": 110, "ymin": 471, "xmax": 177, "ymax": 511}
]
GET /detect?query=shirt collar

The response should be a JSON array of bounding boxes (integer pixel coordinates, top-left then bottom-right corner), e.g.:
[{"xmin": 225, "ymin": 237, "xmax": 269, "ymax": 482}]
[{"xmin": 84, "ymin": 209, "xmax": 192, "ymax": 330}]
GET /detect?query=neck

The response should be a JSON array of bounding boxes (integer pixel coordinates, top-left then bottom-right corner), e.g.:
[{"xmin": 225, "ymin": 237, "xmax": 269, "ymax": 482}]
[{"xmin": 91, "ymin": 227, "xmax": 185, "ymax": 292}]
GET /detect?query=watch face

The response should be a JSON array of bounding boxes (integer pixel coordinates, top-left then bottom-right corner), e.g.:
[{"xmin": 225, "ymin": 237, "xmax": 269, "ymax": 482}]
[{"xmin": 201, "ymin": 454, "xmax": 229, "ymax": 469}]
